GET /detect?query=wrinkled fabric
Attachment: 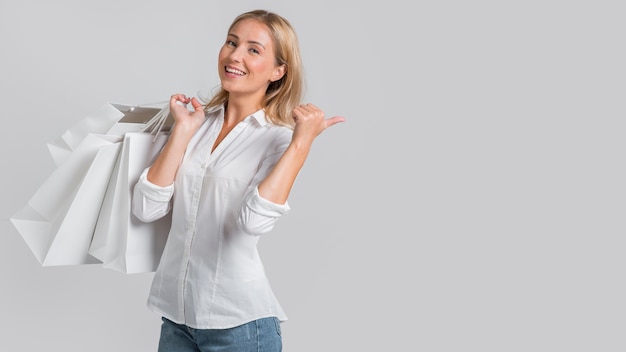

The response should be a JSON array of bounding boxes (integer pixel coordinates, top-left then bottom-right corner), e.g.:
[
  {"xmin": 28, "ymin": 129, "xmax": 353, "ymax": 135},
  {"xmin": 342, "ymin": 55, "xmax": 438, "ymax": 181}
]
[{"xmin": 132, "ymin": 105, "xmax": 291, "ymax": 329}]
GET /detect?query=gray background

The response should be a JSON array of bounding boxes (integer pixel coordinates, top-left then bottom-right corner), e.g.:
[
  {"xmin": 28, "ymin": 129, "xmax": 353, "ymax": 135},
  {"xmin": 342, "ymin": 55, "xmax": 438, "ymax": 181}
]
[{"xmin": 1, "ymin": 0, "xmax": 624, "ymax": 351}]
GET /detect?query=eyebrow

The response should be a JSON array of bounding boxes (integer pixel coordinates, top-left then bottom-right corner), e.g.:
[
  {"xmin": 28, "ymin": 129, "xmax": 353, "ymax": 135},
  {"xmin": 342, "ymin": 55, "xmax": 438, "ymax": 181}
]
[{"xmin": 227, "ymin": 34, "xmax": 266, "ymax": 49}]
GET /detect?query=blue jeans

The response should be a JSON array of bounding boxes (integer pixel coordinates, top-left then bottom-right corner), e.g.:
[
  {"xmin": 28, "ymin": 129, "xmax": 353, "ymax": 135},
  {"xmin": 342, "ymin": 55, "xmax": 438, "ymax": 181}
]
[{"xmin": 157, "ymin": 317, "xmax": 282, "ymax": 352}]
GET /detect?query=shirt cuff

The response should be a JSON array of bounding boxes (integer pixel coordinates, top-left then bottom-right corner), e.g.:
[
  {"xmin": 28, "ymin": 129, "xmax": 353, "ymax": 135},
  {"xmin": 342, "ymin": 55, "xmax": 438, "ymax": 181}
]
[
  {"xmin": 136, "ymin": 168, "xmax": 174, "ymax": 202},
  {"xmin": 246, "ymin": 186, "xmax": 291, "ymax": 217}
]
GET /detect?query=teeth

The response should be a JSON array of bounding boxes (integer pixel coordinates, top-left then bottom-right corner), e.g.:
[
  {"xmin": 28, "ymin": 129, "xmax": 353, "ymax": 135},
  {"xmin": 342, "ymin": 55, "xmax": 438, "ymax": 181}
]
[{"xmin": 226, "ymin": 67, "xmax": 245, "ymax": 75}]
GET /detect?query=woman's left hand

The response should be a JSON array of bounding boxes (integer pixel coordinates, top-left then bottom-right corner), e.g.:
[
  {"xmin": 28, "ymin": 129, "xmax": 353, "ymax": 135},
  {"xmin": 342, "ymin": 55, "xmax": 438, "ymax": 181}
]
[{"xmin": 292, "ymin": 103, "xmax": 345, "ymax": 145}]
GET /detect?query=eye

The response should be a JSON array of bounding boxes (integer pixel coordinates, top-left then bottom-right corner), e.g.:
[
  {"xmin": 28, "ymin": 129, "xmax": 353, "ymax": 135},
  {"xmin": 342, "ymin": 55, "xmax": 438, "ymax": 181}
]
[
  {"xmin": 226, "ymin": 40, "xmax": 237, "ymax": 47},
  {"xmin": 249, "ymin": 47, "xmax": 260, "ymax": 54}
]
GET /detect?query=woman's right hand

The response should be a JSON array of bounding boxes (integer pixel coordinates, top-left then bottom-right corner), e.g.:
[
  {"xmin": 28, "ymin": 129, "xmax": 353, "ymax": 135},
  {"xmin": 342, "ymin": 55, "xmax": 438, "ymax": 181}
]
[
  {"xmin": 169, "ymin": 94, "xmax": 206, "ymax": 135},
  {"xmin": 146, "ymin": 94, "xmax": 205, "ymax": 186}
]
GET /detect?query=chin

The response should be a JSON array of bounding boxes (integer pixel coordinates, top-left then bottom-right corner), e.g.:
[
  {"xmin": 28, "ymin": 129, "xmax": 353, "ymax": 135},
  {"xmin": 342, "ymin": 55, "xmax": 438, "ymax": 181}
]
[{"xmin": 219, "ymin": 80, "xmax": 234, "ymax": 93}]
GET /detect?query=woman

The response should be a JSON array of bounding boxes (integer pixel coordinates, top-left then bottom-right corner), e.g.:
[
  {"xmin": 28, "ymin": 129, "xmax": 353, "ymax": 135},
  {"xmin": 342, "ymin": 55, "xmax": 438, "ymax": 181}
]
[{"xmin": 132, "ymin": 9, "xmax": 344, "ymax": 352}]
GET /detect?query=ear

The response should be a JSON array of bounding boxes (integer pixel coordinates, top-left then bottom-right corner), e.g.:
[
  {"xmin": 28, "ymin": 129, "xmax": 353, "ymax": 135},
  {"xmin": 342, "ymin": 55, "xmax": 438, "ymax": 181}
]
[{"xmin": 270, "ymin": 64, "xmax": 286, "ymax": 82}]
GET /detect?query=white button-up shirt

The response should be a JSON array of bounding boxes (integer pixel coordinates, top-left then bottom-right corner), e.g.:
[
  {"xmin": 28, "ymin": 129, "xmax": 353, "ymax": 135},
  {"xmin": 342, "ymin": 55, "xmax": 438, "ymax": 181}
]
[{"xmin": 132, "ymin": 104, "xmax": 291, "ymax": 329}]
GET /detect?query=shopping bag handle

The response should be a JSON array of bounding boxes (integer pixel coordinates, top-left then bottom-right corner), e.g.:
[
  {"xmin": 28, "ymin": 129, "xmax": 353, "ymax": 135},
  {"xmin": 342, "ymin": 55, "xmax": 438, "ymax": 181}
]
[{"xmin": 140, "ymin": 103, "xmax": 170, "ymax": 138}]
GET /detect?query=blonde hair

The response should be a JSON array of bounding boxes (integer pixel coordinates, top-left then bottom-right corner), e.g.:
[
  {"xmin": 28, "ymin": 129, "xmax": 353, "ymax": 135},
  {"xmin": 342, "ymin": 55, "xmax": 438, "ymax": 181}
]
[{"xmin": 204, "ymin": 9, "xmax": 303, "ymax": 128}]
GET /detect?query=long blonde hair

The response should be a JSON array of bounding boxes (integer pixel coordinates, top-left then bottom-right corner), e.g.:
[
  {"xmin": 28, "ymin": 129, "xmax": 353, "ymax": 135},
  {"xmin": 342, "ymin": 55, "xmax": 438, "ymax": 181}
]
[{"xmin": 205, "ymin": 9, "xmax": 304, "ymax": 128}]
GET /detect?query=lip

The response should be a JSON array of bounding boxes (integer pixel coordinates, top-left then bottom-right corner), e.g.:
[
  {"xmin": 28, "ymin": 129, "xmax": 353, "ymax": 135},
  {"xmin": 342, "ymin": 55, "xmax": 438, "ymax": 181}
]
[{"xmin": 224, "ymin": 65, "xmax": 246, "ymax": 77}]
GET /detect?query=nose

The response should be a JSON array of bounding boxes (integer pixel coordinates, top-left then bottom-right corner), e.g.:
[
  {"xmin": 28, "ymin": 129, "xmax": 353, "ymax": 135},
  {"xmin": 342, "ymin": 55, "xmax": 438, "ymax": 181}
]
[{"xmin": 229, "ymin": 46, "xmax": 245, "ymax": 62}]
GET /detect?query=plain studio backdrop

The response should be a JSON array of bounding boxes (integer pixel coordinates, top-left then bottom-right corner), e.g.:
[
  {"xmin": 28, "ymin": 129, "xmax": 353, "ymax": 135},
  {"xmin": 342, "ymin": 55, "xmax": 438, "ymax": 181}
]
[{"xmin": 0, "ymin": 0, "xmax": 624, "ymax": 351}]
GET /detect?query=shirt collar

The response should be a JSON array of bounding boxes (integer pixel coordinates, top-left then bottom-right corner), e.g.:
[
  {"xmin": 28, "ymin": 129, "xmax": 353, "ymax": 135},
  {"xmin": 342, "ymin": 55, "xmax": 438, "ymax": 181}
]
[
  {"xmin": 208, "ymin": 103, "xmax": 268, "ymax": 126},
  {"xmin": 249, "ymin": 109, "xmax": 268, "ymax": 126}
]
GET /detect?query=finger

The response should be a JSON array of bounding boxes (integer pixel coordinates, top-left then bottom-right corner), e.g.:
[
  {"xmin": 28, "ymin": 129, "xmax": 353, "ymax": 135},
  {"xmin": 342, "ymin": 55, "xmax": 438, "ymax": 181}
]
[
  {"xmin": 325, "ymin": 116, "xmax": 346, "ymax": 128},
  {"xmin": 171, "ymin": 94, "xmax": 190, "ymax": 104},
  {"xmin": 190, "ymin": 97, "xmax": 203, "ymax": 112},
  {"xmin": 295, "ymin": 104, "xmax": 324, "ymax": 119},
  {"xmin": 294, "ymin": 103, "xmax": 313, "ymax": 112},
  {"xmin": 292, "ymin": 105, "xmax": 307, "ymax": 120},
  {"xmin": 300, "ymin": 103, "xmax": 320, "ymax": 114},
  {"xmin": 293, "ymin": 104, "xmax": 307, "ymax": 114}
]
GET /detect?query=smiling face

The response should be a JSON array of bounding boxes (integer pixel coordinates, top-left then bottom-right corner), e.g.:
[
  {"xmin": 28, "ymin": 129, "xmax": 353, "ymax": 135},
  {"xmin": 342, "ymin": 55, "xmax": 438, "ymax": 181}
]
[{"xmin": 218, "ymin": 19, "xmax": 286, "ymax": 103}]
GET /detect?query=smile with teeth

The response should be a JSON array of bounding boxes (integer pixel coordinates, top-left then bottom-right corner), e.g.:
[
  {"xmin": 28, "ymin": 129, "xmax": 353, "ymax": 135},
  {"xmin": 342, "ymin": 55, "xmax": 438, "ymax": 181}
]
[{"xmin": 225, "ymin": 66, "xmax": 246, "ymax": 76}]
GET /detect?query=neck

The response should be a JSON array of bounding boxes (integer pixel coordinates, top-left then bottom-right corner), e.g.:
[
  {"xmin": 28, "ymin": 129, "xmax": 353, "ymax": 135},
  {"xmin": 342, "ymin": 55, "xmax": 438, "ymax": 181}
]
[{"xmin": 224, "ymin": 97, "xmax": 263, "ymax": 125}]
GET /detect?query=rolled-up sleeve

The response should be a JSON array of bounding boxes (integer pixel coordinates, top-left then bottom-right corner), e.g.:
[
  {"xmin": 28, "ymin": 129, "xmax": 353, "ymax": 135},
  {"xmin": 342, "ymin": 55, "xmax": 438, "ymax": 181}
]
[
  {"xmin": 237, "ymin": 185, "xmax": 290, "ymax": 236},
  {"xmin": 132, "ymin": 167, "xmax": 174, "ymax": 223}
]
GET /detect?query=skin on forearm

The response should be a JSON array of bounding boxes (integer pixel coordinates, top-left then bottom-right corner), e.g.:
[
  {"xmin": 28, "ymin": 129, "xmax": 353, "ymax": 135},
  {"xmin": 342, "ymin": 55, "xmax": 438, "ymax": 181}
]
[
  {"xmin": 147, "ymin": 95, "xmax": 206, "ymax": 187},
  {"xmin": 257, "ymin": 102, "xmax": 344, "ymax": 204},
  {"xmin": 146, "ymin": 125, "xmax": 196, "ymax": 187},
  {"xmin": 257, "ymin": 140, "xmax": 312, "ymax": 204}
]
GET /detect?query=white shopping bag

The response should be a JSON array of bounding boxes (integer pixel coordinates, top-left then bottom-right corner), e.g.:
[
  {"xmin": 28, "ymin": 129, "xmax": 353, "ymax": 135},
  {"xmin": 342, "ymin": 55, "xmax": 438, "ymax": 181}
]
[
  {"xmin": 11, "ymin": 101, "xmax": 173, "ymax": 269},
  {"xmin": 90, "ymin": 131, "xmax": 171, "ymax": 274},
  {"xmin": 10, "ymin": 133, "xmax": 122, "ymax": 266},
  {"xmin": 47, "ymin": 103, "xmax": 172, "ymax": 166}
]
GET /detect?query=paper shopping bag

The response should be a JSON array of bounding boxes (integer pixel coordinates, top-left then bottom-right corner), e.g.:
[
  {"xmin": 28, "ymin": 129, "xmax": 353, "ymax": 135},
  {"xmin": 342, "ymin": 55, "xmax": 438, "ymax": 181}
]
[
  {"xmin": 47, "ymin": 103, "xmax": 172, "ymax": 166},
  {"xmin": 90, "ymin": 131, "xmax": 171, "ymax": 274},
  {"xmin": 11, "ymin": 100, "xmax": 174, "ymax": 270},
  {"xmin": 10, "ymin": 133, "xmax": 122, "ymax": 266}
]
